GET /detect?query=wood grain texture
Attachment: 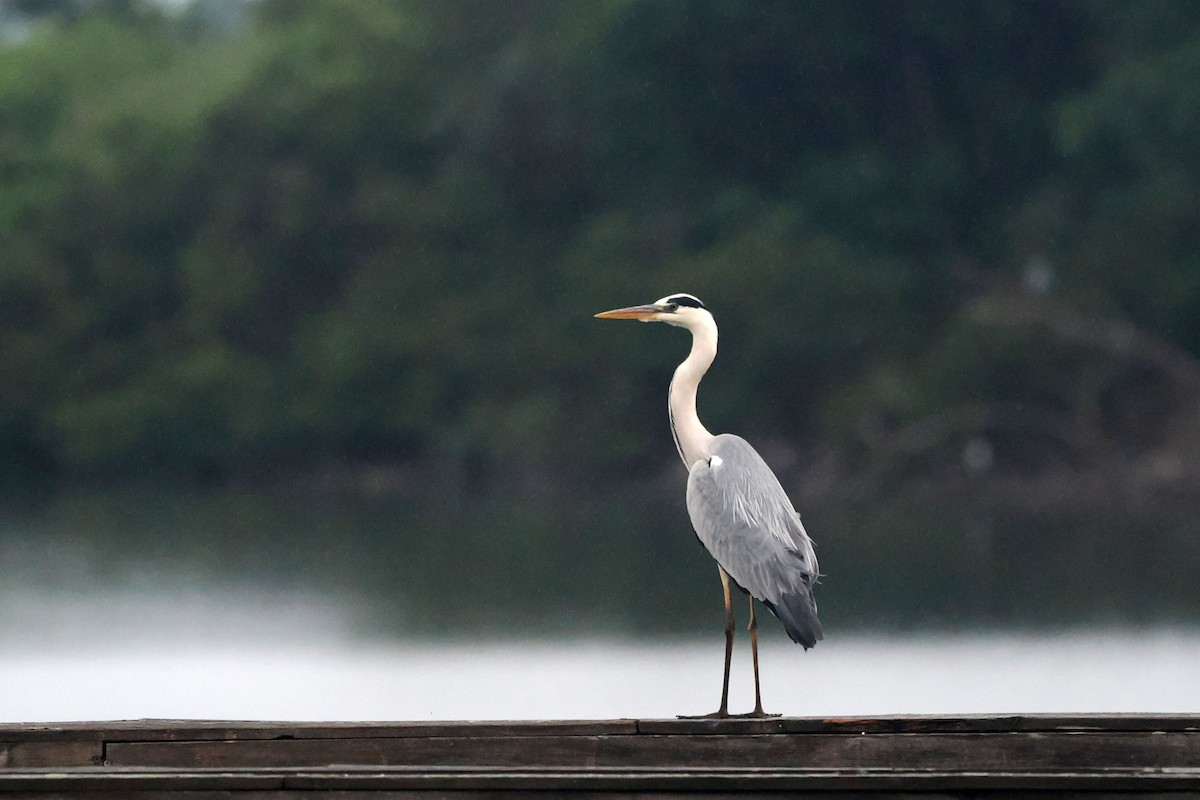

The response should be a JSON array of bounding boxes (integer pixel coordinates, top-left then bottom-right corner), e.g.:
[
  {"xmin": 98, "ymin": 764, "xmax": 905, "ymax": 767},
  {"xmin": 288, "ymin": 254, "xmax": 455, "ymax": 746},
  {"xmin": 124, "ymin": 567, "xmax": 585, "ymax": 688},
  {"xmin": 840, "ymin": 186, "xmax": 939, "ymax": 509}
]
[
  {"xmin": 1, "ymin": 766, "xmax": 1200, "ymax": 793},
  {"xmin": 101, "ymin": 730, "xmax": 1200, "ymax": 770},
  {"xmin": 1, "ymin": 716, "xmax": 1198, "ymax": 796},
  {"xmin": 0, "ymin": 739, "xmax": 103, "ymax": 768}
]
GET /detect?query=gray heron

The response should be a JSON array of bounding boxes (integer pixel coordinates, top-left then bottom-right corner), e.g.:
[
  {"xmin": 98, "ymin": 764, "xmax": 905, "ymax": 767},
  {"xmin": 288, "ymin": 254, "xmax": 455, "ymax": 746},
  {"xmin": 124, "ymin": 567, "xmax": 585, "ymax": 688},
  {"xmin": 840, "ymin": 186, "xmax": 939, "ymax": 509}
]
[{"xmin": 596, "ymin": 293, "xmax": 822, "ymax": 718}]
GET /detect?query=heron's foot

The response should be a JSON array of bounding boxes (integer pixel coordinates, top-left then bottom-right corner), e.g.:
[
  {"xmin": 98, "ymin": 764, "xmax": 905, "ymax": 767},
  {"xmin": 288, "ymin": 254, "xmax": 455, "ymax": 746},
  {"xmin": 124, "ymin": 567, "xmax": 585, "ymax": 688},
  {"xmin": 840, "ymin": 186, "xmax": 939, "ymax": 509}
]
[
  {"xmin": 676, "ymin": 710, "xmax": 780, "ymax": 719},
  {"xmin": 739, "ymin": 709, "xmax": 781, "ymax": 719}
]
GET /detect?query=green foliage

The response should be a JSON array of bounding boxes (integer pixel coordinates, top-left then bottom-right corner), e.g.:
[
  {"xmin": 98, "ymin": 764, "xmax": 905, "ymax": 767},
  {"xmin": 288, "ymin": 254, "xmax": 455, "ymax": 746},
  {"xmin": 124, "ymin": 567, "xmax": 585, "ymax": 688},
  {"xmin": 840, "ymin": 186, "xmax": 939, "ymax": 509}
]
[
  {"xmin": 1052, "ymin": 30, "xmax": 1200, "ymax": 349},
  {"xmin": 2, "ymin": 0, "xmax": 1200, "ymax": 630},
  {"xmin": 0, "ymin": 0, "xmax": 1198, "ymax": 502}
]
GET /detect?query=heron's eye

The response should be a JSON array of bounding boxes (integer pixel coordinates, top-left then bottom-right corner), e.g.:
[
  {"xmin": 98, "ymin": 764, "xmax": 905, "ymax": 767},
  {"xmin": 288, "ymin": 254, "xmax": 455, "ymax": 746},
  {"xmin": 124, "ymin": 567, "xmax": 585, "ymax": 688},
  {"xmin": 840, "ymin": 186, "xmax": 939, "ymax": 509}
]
[{"xmin": 664, "ymin": 302, "xmax": 679, "ymax": 312}]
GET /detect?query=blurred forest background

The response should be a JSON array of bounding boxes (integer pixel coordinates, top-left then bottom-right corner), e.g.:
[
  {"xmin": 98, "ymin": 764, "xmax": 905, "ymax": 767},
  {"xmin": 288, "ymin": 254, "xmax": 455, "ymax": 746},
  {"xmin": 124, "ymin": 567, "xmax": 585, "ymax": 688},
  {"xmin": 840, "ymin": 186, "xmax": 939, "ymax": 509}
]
[{"xmin": 1, "ymin": 0, "xmax": 1198, "ymax": 637}]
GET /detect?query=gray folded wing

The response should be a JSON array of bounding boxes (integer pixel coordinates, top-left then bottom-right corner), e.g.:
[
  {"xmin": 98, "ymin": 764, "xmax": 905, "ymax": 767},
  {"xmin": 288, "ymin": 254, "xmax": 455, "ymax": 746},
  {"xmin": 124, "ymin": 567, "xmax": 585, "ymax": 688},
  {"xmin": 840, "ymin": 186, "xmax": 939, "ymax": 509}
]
[{"xmin": 686, "ymin": 433, "xmax": 823, "ymax": 648}]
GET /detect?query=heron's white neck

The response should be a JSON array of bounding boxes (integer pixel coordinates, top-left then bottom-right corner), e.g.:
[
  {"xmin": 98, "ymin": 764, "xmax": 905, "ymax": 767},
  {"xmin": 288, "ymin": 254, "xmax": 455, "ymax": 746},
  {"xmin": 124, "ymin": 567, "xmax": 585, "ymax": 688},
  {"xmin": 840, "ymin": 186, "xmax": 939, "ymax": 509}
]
[{"xmin": 668, "ymin": 316, "xmax": 718, "ymax": 470}]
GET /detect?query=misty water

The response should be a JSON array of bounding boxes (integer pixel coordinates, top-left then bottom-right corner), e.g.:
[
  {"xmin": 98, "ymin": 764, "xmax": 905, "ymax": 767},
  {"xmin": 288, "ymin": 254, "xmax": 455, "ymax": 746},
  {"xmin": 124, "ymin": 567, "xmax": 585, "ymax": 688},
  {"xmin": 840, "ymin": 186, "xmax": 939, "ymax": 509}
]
[
  {"xmin": 2, "ymin": 489, "xmax": 1198, "ymax": 722},
  {"xmin": 3, "ymin": 584, "xmax": 1198, "ymax": 722}
]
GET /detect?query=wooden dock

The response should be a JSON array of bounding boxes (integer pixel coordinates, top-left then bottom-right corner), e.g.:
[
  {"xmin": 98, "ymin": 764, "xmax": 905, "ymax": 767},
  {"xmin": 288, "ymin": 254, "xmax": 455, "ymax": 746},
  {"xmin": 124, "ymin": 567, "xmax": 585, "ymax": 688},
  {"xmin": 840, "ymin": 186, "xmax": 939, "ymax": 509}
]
[{"xmin": 2, "ymin": 715, "xmax": 1198, "ymax": 796}]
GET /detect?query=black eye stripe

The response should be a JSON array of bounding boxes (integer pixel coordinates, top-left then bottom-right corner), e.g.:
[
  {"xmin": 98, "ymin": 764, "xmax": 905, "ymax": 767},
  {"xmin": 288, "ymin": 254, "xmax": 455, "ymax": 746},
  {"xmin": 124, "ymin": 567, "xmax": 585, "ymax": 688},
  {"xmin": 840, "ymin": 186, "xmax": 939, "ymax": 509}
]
[{"xmin": 667, "ymin": 295, "xmax": 707, "ymax": 310}]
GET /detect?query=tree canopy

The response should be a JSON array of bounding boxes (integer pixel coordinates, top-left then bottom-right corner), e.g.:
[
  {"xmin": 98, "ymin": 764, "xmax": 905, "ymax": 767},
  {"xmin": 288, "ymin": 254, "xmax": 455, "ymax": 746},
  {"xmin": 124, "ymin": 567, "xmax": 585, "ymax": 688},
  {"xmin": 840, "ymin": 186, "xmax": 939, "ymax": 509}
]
[{"xmin": 2, "ymin": 0, "xmax": 1198, "ymax": 519}]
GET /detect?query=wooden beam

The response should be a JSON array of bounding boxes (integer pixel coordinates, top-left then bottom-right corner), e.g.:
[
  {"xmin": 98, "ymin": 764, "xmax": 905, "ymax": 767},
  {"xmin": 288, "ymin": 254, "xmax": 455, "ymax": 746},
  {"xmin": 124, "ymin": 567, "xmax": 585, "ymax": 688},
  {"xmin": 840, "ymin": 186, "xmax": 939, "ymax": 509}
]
[{"xmin": 1, "ymin": 716, "xmax": 1197, "ymax": 796}]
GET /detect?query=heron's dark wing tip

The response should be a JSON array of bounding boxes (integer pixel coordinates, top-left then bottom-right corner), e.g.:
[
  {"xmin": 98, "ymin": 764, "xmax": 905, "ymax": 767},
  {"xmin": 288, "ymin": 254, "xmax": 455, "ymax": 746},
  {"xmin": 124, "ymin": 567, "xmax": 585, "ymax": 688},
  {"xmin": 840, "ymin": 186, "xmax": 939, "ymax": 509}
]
[{"xmin": 763, "ymin": 594, "xmax": 823, "ymax": 648}]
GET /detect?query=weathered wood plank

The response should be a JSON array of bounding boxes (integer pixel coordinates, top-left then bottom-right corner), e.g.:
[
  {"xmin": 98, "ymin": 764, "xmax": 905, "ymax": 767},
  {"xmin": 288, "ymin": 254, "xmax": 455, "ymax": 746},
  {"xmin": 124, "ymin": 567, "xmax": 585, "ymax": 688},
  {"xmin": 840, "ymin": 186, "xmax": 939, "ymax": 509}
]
[
  {"xmin": 281, "ymin": 766, "xmax": 1200, "ymax": 792},
  {"xmin": 2, "ymin": 766, "xmax": 1200, "ymax": 793},
  {"xmin": 0, "ymin": 718, "xmax": 640, "ymax": 741},
  {"xmin": 102, "ymin": 731, "xmax": 1200, "ymax": 771},
  {"xmin": 4, "ymin": 716, "xmax": 1200, "ymax": 797},
  {"xmin": 4, "ymin": 714, "xmax": 1198, "ymax": 743},
  {"xmin": 0, "ymin": 739, "xmax": 102, "ymax": 768},
  {"xmin": 644, "ymin": 713, "xmax": 1200, "ymax": 734}
]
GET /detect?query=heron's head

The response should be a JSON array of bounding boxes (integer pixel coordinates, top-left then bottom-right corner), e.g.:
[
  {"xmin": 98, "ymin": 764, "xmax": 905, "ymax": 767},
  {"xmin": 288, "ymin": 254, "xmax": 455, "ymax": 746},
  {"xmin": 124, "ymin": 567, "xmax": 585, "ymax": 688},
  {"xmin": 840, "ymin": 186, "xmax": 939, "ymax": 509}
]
[{"xmin": 594, "ymin": 293, "xmax": 712, "ymax": 330}]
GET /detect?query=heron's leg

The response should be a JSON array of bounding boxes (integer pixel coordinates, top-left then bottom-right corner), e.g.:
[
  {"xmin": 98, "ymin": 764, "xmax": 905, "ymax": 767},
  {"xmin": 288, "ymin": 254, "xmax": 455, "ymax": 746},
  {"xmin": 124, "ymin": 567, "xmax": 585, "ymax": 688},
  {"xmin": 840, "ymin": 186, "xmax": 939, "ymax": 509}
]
[
  {"xmin": 677, "ymin": 565, "xmax": 736, "ymax": 719},
  {"xmin": 715, "ymin": 565, "xmax": 735, "ymax": 717},
  {"xmin": 748, "ymin": 598, "xmax": 766, "ymax": 716}
]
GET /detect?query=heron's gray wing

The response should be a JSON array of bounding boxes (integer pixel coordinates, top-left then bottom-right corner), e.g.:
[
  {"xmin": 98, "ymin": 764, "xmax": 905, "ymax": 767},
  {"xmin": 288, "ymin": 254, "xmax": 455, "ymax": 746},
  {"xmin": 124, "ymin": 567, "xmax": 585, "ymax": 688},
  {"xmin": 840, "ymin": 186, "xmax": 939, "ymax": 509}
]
[{"xmin": 686, "ymin": 434, "xmax": 823, "ymax": 648}]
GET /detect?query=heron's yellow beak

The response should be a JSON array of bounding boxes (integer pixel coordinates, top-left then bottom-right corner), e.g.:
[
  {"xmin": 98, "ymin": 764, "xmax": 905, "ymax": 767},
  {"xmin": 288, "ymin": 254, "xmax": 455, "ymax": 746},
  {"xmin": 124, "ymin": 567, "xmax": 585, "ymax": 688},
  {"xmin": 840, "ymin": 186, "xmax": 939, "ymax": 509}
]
[{"xmin": 594, "ymin": 304, "xmax": 660, "ymax": 321}]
